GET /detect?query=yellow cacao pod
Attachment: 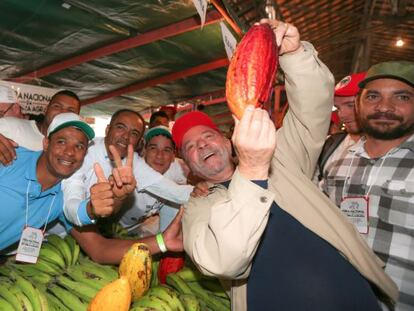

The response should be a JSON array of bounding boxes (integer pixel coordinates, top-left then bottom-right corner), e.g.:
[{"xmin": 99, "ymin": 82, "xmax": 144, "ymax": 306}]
[
  {"xmin": 119, "ymin": 243, "xmax": 152, "ymax": 300},
  {"xmin": 87, "ymin": 276, "xmax": 131, "ymax": 311}
]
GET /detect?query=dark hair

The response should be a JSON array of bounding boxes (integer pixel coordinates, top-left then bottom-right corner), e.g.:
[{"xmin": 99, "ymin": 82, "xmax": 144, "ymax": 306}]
[
  {"xmin": 110, "ymin": 109, "xmax": 145, "ymax": 128},
  {"xmin": 50, "ymin": 90, "xmax": 80, "ymax": 104},
  {"xmin": 149, "ymin": 111, "xmax": 169, "ymax": 125}
]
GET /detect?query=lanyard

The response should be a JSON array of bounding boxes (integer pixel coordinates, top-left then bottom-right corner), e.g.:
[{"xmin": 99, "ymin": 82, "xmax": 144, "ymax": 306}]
[
  {"xmin": 25, "ymin": 180, "xmax": 56, "ymax": 234},
  {"xmin": 342, "ymin": 146, "xmax": 391, "ymax": 200}
]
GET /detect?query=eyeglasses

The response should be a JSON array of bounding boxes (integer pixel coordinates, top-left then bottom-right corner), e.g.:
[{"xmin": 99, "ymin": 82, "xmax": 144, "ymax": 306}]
[{"xmin": 0, "ymin": 104, "xmax": 14, "ymax": 117}]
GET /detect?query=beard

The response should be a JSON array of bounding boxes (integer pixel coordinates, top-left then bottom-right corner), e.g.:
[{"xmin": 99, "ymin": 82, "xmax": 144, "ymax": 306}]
[
  {"xmin": 189, "ymin": 146, "xmax": 231, "ymax": 180},
  {"xmin": 358, "ymin": 112, "xmax": 414, "ymax": 140}
]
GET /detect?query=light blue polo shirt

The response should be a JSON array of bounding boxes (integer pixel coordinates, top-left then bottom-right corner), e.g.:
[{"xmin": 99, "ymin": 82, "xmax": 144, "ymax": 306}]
[{"xmin": 0, "ymin": 147, "xmax": 72, "ymax": 250}]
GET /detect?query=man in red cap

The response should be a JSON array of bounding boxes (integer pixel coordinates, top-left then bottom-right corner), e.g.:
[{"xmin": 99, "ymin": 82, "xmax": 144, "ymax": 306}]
[
  {"xmin": 315, "ymin": 72, "xmax": 366, "ymax": 181},
  {"xmin": 172, "ymin": 19, "xmax": 396, "ymax": 311}
]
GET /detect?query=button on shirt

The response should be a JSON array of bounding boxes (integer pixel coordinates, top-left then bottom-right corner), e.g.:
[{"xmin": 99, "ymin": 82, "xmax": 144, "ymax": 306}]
[
  {"xmin": 320, "ymin": 134, "xmax": 414, "ymax": 311},
  {"xmin": 0, "ymin": 148, "xmax": 71, "ymax": 250},
  {"xmin": 62, "ymin": 137, "xmax": 193, "ymax": 226}
]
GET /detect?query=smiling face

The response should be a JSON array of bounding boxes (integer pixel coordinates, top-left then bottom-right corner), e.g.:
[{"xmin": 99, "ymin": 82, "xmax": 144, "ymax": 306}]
[
  {"xmin": 44, "ymin": 94, "xmax": 81, "ymax": 130},
  {"xmin": 334, "ymin": 95, "xmax": 360, "ymax": 135},
  {"xmin": 181, "ymin": 125, "xmax": 233, "ymax": 182},
  {"xmin": 105, "ymin": 111, "xmax": 144, "ymax": 159},
  {"xmin": 43, "ymin": 127, "xmax": 88, "ymax": 179},
  {"xmin": 356, "ymin": 78, "xmax": 414, "ymax": 140},
  {"xmin": 144, "ymin": 135, "xmax": 175, "ymax": 174}
]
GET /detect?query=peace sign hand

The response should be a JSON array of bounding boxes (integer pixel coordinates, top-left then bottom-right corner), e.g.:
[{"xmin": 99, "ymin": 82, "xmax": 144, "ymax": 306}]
[
  {"xmin": 87, "ymin": 163, "xmax": 118, "ymax": 219},
  {"xmin": 109, "ymin": 144, "xmax": 137, "ymax": 201}
]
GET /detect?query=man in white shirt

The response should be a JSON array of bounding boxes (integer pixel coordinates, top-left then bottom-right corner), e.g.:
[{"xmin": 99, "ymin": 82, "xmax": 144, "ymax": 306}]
[
  {"xmin": 0, "ymin": 89, "xmax": 80, "ymax": 162},
  {"xmin": 63, "ymin": 109, "xmax": 193, "ymax": 227},
  {"xmin": 116, "ymin": 125, "xmax": 188, "ymax": 235}
]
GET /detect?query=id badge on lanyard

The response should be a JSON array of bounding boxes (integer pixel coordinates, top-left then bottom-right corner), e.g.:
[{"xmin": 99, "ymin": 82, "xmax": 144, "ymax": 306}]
[
  {"xmin": 340, "ymin": 196, "xmax": 369, "ymax": 234},
  {"xmin": 16, "ymin": 181, "xmax": 56, "ymax": 263},
  {"xmin": 16, "ymin": 226, "xmax": 44, "ymax": 263}
]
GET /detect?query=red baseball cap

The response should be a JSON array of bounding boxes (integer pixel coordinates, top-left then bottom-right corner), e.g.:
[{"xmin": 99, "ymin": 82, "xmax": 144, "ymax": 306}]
[
  {"xmin": 172, "ymin": 111, "xmax": 219, "ymax": 149},
  {"xmin": 334, "ymin": 72, "xmax": 366, "ymax": 97}
]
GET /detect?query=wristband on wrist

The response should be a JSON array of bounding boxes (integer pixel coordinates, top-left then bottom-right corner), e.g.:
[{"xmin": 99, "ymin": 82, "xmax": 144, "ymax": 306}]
[{"xmin": 156, "ymin": 233, "xmax": 167, "ymax": 253}]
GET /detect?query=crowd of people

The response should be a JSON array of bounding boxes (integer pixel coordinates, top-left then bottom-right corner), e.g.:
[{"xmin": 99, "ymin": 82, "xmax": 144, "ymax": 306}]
[{"xmin": 0, "ymin": 17, "xmax": 413, "ymax": 311}]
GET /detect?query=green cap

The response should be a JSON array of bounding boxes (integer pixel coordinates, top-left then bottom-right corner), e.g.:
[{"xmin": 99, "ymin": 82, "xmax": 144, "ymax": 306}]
[
  {"xmin": 359, "ymin": 61, "xmax": 414, "ymax": 88},
  {"xmin": 144, "ymin": 125, "xmax": 173, "ymax": 144},
  {"xmin": 47, "ymin": 112, "xmax": 95, "ymax": 141}
]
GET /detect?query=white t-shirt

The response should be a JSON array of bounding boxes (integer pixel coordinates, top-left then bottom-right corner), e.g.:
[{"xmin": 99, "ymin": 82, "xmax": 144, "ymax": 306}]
[
  {"xmin": 119, "ymin": 158, "xmax": 188, "ymax": 232},
  {"xmin": 62, "ymin": 137, "xmax": 193, "ymax": 227},
  {"xmin": 0, "ymin": 117, "xmax": 44, "ymax": 151}
]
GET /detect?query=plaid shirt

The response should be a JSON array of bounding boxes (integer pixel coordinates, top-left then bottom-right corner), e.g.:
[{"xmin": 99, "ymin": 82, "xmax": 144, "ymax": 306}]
[{"xmin": 320, "ymin": 134, "xmax": 414, "ymax": 311}]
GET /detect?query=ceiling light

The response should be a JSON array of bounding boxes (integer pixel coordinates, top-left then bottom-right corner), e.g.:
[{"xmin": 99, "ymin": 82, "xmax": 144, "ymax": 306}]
[{"xmin": 395, "ymin": 38, "xmax": 405, "ymax": 47}]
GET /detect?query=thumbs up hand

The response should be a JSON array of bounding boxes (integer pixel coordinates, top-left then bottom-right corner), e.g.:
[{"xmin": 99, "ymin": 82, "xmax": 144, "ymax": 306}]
[{"xmin": 87, "ymin": 163, "xmax": 119, "ymax": 219}]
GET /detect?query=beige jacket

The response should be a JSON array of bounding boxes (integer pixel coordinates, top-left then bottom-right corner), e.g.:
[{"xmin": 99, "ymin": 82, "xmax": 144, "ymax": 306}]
[{"xmin": 182, "ymin": 42, "xmax": 398, "ymax": 311}]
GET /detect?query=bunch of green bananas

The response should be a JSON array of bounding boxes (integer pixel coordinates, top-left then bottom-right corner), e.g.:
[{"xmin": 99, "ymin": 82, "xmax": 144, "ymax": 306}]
[
  {"xmin": 130, "ymin": 266, "xmax": 230, "ymax": 311},
  {"xmin": 0, "ymin": 272, "xmax": 50, "ymax": 311},
  {"xmin": 0, "ymin": 235, "xmax": 119, "ymax": 311}
]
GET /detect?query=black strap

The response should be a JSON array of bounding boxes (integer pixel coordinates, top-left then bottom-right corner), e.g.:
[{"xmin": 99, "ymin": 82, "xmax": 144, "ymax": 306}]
[{"xmin": 317, "ymin": 132, "xmax": 347, "ymax": 181}]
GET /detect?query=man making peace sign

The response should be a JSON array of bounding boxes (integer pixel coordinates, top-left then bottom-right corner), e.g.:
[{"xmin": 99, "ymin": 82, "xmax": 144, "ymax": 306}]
[{"xmin": 62, "ymin": 109, "xmax": 194, "ymax": 239}]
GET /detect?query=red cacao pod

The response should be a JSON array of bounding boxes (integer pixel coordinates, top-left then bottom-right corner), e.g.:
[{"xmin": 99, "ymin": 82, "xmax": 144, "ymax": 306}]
[
  {"xmin": 157, "ymin": 255, "xmax": 185, "ymax": 284},
  {"xmin": 226, "ymin": 24, "xmax": 278, "ymax": 119}
]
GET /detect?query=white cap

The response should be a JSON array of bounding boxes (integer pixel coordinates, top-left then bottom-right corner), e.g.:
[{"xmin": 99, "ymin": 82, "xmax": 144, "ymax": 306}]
[
  {"xmin": 47, "ymin": 112, "xmax": 95, "ymax": 141},
  {"xmin": 0, "ymin": 85, "xmax": 18, "ymax": 104}
]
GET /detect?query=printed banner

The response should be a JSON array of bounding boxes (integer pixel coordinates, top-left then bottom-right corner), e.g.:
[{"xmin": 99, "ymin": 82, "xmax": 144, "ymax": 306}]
[
  {"xmin": 0, "ymin": 81, "xmax": 59, "ymax": 115},
  {"xmin": 220, "ymin": 22, "xmax": 237, "ymax": 60},
  {"xmin": 192, "ymin": 0, "xmax": 208, "ymax": 27}
]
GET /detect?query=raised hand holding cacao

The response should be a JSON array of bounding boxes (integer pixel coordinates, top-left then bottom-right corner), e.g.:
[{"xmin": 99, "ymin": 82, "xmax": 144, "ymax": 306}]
[{"xmin": 232, "ymin": 105, "xmax": 276, "ymax": 180}]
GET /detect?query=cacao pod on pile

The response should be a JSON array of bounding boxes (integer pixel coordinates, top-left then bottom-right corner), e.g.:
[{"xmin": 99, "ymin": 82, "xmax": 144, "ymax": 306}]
[
  {"xmin": 119, "ymin": 243, "xmax": 152, "ymax": 300},
  {"xmin": 226, "ymin": 23, "xmax": 278, "ymax": 119},
  {"xmin": 87, "ymin": 276, "xmax": 131, "ymax": 311}
]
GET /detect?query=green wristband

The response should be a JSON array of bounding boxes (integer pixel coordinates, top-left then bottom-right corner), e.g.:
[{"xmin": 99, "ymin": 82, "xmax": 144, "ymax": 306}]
[{"xmin": 156, "ymin": 233, "xmax": 167, "ymax": 253}]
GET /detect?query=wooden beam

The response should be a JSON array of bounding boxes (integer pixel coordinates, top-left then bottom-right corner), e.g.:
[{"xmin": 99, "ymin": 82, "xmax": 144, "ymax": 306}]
[
  {"xmin": 81, "ymin": 57, "xmax": 229, "ymax": 106},
  {"xmin": 11, "ymin": 11, "xmax": 223, "ymax": 83},
  {"xmin": 210, "ymin": 0, "xmax": 242, "ymax": 36}
]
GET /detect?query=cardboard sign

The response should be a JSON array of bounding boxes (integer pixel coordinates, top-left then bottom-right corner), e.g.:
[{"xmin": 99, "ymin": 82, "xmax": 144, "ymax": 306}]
[{"xmin": 0, "ymin": 80, "xmax": 59, "ymax": 115}]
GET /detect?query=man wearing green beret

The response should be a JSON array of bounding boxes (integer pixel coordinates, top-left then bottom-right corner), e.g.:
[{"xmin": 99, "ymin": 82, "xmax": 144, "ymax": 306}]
[{"xmin": 320, "ymin": 61, "xmax": 414, "ymax": 310}]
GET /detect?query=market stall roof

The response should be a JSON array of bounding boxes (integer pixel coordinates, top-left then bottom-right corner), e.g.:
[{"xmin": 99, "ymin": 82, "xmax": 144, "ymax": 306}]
[{"xmin": 0, "ymin": 0, "xmax": 413, "ymax": 119}]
